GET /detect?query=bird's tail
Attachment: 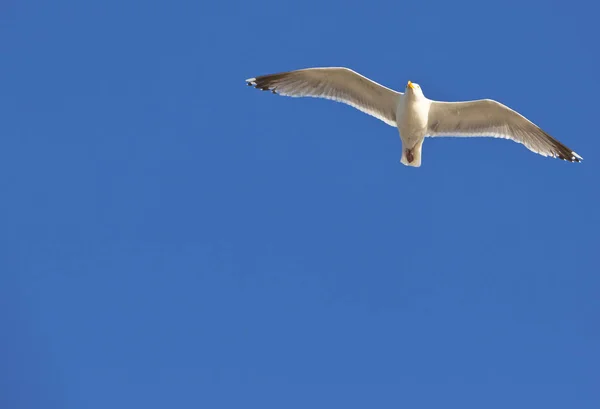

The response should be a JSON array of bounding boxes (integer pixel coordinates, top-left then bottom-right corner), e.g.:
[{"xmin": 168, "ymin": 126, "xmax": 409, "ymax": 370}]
[{"xmin": 400, "ymin": 140, "xmax": 423, "ymax": 167}]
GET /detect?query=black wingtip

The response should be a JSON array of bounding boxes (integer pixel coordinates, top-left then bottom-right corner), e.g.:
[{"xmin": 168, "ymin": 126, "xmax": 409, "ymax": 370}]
[{"xmin": 244, "ymin": 73, "xmax": 287, "ymax": 95}]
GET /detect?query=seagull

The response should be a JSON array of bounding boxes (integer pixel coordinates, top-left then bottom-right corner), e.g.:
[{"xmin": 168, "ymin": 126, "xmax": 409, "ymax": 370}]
[{"xmin": 246, "ymin": 67, "xmax": 582, "ymax": 167}]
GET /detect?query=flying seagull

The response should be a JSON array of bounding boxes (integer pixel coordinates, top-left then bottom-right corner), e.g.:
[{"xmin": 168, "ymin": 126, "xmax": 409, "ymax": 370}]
[{"xmin": 246, "ymin": 67, "xmax": 582, "ymax": 167}]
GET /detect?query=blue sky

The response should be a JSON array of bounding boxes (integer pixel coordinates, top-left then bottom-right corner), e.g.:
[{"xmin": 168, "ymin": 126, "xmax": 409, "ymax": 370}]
[{"xmin": 1, "ymin": 0, "xmax": 598, "ymax": 408}]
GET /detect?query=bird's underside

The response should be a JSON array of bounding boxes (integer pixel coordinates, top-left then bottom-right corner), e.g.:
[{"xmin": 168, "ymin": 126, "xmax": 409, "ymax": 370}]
[{"xmin": 246, "ymin": 67, "xmax": 583, "ymax": 166}]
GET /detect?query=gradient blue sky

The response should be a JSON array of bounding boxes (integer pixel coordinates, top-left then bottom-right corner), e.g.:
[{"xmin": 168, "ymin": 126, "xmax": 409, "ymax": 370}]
[{"xmin": 1, "ymin": 1, "xmax": 599, "ymax": 408}]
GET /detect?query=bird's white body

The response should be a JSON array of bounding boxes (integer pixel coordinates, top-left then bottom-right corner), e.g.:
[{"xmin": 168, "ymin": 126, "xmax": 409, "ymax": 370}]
[
  {"xmin": 396, "ymin": 86, "xmax": 429, "ymax": 167},
  {"xmin": 246, "ymin": 67, "xmax": 583, "ymax": 167}
]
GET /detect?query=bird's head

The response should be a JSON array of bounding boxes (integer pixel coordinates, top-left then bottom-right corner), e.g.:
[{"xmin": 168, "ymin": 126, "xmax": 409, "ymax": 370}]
[{"xmin": 406, "ymin": 81, "xmax": 423, "ymax": 96}]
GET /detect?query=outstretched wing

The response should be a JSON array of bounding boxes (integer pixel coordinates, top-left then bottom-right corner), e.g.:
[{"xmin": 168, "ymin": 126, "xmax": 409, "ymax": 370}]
[
  {"xmin": 427, "ymin": 99, "xmax": 582, "ymax": 162},
  {"xmin": 246, "ymin": 67, "xmax": 401, "ymax": 127}
]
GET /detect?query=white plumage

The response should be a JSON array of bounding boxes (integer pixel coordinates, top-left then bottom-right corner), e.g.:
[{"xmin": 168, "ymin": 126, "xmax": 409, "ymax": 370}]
[{"xmin": 246, "ymin": 67, "xmax": 582, "ymax": 167}]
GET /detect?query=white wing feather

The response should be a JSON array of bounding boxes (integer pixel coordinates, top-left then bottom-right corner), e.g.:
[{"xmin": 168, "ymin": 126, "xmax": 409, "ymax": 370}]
[
  {"xmin": 246, "ymin": 67, "xmax": 401, "ymax": 127},
  {"xmin": 427, "ymin": 99, "xmax": 582, "ymax": 162}
]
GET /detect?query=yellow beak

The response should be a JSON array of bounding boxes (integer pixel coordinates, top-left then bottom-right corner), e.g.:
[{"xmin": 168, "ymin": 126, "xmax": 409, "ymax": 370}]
[{"xmin": 407, "ymin": 81, "xmax": 414, "ymax": 90}]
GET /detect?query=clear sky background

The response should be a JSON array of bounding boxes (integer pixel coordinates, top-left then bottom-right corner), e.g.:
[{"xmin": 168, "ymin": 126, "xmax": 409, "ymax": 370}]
[{"xmin": 1, "ymin": 0, "xmax": 598, "ymax": 408}]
